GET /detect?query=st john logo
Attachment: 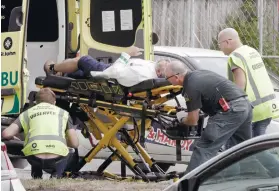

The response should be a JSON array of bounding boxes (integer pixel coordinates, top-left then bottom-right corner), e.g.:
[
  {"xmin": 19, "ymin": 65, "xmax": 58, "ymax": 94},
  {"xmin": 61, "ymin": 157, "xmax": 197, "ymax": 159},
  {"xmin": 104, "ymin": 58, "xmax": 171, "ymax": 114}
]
[
  {"xmin": 3, "ymin": 37, "xmax": 13, "ymax": 50},
  {"xmin": 32, "ymin": 143, "xmax": 37, "ymax": 148},
  {"xmin": 1, "ymin": 37, "xmax": 16, "ymax": 56}
]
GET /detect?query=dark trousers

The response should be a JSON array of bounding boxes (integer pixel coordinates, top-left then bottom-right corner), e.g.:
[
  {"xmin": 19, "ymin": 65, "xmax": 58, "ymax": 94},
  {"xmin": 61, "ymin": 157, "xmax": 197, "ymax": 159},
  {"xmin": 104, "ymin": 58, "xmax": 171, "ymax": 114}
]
[
  {"xmin": 252, "ymin": 117, "xmax": 272, "ymax": 137},
  {"xmin": 222, "ymin": 117, "xmax": 272, "ymax": 152},
  {"xmin": 26, "ymin": 154, "xmax": 69, "ymax": 179},
  {"xmin": 66, "ymin": 55, "xmax": 111, "ymax": 78},
  {"xmin": 185, "ymin": 97, "xmax": 253, "ymax": 173}
]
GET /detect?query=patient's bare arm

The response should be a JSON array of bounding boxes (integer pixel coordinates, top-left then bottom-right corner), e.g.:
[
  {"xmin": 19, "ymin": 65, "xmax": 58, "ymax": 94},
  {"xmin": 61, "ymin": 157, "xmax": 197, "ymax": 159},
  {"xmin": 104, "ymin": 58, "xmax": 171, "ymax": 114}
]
[{"xmin": 125, "ymin": 46, "xmax": 142, "ymax": 57}]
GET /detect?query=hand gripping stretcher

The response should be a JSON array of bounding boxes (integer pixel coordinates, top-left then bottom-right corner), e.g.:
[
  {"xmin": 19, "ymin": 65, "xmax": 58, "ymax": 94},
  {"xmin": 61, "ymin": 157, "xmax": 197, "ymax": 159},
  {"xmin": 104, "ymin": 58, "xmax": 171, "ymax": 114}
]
[{"xmin": 28, "ymin": 74, "xmax": 205, "ymax": 182}]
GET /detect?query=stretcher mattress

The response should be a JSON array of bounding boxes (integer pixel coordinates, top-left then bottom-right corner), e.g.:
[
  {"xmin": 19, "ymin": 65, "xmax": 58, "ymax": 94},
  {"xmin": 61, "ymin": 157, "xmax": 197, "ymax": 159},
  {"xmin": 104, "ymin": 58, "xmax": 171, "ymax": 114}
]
[{"xmin": 35, "ymin": 75, "xmax": 171, "ymax": 94}]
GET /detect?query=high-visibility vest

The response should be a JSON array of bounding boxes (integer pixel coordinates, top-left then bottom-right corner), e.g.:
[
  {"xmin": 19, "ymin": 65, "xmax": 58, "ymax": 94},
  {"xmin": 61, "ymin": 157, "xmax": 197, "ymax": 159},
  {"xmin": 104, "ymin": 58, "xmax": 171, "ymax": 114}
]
[
  {"xmin": 20, "ymin": 102, "xmax": 69, "ymax": 156},
  {"xmin": 227, "ymin": 45, "xmax": 277, "ymax": 122},
  {"xmin": 271, "ymin": 97, "xmax": 279, "ymax": 119}
]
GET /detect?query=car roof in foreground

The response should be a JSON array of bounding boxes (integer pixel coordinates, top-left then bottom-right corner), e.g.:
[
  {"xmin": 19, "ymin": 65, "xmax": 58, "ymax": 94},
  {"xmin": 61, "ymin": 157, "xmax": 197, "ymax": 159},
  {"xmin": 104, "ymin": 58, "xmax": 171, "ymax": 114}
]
[
  {"xmin": 164, "ymin": 133, "xmax": 279, "ymax": 191},
  {"xmin": 154, "ymin": 46, "xmax": 228, "ymax": 58}
]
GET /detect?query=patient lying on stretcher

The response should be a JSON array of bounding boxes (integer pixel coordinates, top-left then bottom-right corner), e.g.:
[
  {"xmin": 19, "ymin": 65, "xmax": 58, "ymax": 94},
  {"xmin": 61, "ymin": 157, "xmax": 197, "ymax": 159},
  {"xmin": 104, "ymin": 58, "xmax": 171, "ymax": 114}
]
[{"xmin": 44, "ymin": 46, "xmax": 168, "ymax": 87}]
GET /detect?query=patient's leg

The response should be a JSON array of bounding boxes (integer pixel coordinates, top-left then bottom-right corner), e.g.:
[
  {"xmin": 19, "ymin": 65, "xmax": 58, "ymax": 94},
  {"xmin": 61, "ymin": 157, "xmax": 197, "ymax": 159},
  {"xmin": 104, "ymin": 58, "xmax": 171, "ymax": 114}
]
[
  {"xmin": 55, "ymin": 57, "xmax": 80, "ymax": 73},
  {"xmin": 44, "ymin": 56, "xmax": 110, "ymax": 77},
  {"xmin": 76, "ymin": 56, "xmax": 110, "ymax": 77}
]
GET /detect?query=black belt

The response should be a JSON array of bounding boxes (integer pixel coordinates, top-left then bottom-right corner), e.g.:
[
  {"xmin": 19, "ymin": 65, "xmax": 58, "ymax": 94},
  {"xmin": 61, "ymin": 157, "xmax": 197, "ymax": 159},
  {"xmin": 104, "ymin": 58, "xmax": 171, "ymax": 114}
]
[{"xmin": 227, "ymin": 96, "xmax": 249, "ymax": 103}]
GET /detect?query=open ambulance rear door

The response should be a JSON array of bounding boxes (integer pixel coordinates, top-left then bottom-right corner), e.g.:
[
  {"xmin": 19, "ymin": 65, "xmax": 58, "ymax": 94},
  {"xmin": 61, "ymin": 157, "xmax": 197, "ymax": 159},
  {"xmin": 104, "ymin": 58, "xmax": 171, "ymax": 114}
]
[
  {"xmin": 1, "ymin": 0, "xmax": 29, "ymax": 115},
  {"xmin": 79, "ymin": 0, "xmax": 154, "ymax": 62}
]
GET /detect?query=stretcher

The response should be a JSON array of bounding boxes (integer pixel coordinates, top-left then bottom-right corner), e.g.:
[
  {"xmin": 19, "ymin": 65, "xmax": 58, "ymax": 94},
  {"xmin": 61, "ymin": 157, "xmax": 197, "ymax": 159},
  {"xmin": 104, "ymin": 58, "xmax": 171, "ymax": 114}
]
[{"xmin": 29, "ymin": 74, "xmax": 205, "ymax": 182}]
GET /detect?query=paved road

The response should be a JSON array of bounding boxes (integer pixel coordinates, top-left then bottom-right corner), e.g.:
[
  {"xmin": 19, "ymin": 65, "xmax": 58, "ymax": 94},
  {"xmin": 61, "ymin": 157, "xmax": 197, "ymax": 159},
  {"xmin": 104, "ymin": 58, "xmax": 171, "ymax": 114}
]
[{"xmin": 16, "ymin": 159, "xmax": 187, "ymax": 180}]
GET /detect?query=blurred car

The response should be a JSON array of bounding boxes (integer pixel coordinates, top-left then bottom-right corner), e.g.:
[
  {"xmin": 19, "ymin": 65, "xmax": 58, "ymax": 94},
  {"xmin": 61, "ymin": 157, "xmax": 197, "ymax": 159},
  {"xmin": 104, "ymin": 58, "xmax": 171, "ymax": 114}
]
[
  {"xmin": 76, "ymin": 46, "xmax": 279, "ymax": 172},
  {"xmin": 163, "ymin": 132, "xmax": 279, "ymax": 191},
  {"xmin": 1, "ymin": 142, "xmax": 26, "ymax": 191}
]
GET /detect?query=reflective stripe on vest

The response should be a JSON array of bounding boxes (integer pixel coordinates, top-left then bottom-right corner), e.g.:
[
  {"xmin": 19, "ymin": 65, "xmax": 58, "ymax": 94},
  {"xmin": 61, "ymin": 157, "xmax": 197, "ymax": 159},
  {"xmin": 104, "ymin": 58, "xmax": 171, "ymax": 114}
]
[
  {"xmin": 232, "ymin": 52, "xmax": 276, "ymax": 106},
  {"xmin": 23, "ymin": 109, "xmax": 30, "ymax": 144},
  {"xmin": 28, "ymin": 135, "xmax": 66, "ymax": 144},
  {"xmin": 24, "ymin": 108, "xmax": 66, "ymax": 146}
]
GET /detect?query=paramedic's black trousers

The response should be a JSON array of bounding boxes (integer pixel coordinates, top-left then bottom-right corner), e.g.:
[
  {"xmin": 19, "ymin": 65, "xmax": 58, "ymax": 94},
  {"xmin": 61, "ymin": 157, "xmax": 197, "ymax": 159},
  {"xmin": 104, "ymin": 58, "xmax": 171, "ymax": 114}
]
[{"xmin": 27, "ymin": 154, "xmax": 69, "ymax": 179}]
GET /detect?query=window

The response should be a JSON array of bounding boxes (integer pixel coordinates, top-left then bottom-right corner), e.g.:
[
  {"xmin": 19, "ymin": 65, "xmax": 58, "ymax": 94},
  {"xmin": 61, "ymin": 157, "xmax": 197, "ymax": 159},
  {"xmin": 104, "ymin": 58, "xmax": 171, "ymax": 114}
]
[
  {"xmin": 89, "ymin": 0, "xmax": 142, "ymax": 47},
  {"xmin": 191, "ymin": 57, "xmax": 229, "ymax": 78},
  {"xmin": 26, "ymin": 0, "xmax": 58, "ymax": 42},
  {"xmin": 199, "ymin": 147, "xmax": 279, "ymax": 190},
  {"xmin": 154, "ymin": 55, "xmax": 173, "ymax": 63},
  {"xmin": 1, "ymin": 0, "xmax": 22, "ymax": 32},
  {"xmin": 1, "ymin": 0, "xmax": 59, "ymax": 41},
  {"xmin": 154, "ymin": 55, "xmax": 191, "ymax": 71}
]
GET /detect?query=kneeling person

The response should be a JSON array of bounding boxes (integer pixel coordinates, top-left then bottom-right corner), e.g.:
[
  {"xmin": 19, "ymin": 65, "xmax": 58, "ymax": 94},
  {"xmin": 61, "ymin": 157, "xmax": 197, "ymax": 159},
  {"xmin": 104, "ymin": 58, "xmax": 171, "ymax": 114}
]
[{"xmin": 2, "ymin": 88, "xmax": 79, "ymax": 179}]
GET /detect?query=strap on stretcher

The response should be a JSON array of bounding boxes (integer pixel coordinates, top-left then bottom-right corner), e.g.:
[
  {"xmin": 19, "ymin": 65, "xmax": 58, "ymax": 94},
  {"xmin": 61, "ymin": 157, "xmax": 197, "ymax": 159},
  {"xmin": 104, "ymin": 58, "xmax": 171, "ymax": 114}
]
[{"xmin": 35, "ymin": 75, "xmax": 172, "ymax": 94}]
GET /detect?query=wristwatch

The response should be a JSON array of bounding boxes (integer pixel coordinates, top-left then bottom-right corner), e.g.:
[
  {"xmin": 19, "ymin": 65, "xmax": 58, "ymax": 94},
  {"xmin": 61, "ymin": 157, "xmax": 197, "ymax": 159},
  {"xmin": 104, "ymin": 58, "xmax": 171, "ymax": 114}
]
[{"xmin": 49, "ymin": 64, "xmax": 57, "ymax": 75}]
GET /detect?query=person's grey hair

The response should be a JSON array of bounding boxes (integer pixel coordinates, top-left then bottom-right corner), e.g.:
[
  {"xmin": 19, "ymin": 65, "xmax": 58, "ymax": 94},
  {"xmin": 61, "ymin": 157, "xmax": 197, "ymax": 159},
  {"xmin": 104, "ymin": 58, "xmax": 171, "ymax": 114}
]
[
  {"xmin": 168, "ymin": 61, "xmax": 188, "ymax": 76},
  {"xmin": 155, "ymin": 59, "xmax": 170, "ymax": 71}
]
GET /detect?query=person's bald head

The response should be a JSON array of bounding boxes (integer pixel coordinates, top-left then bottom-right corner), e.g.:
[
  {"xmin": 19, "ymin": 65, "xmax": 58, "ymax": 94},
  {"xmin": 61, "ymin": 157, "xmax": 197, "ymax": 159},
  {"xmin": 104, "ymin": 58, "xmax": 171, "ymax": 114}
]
[
  {"xmin": 218, "ymin": 28, "xmax": 243, "ymax": 55},
  {"xmin": 218, "ymin": 28, "xmax": 239, "ymax": 41},
  {"xmin": 165, "ymin": 60, "xmax": 188, "ymax": 86},
  {"xmin": 35, "ymin": 87, "xmax": 56, "ymax": 105}
]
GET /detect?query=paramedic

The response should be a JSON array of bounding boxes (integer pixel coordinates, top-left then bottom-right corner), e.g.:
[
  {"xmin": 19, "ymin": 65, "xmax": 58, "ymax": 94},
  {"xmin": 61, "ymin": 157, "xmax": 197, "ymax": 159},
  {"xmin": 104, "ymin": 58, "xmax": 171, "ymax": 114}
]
[
  {"xmin": 44, "ymin": 46, "xmax": 169, "ymax": 87},
  {"xmin": 218, "ymin": 28, "xmax": 276, "ymax": 137},
  {"xmin": 1, "ymin": 88, "xmax": 79, "ymax": 179},
  {"xmin": 164, "ymin": 61, "xmax": 253, "ymax": 173}
]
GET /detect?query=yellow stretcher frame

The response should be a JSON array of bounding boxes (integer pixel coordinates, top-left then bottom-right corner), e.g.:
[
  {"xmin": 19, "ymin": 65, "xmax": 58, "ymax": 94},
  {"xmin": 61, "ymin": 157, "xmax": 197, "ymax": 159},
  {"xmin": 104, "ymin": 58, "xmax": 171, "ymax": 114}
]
[{"xmin": 35, "ymin": 83, "xmax": 183, "ymax": 182}]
